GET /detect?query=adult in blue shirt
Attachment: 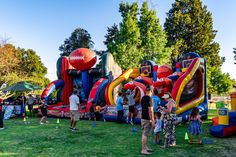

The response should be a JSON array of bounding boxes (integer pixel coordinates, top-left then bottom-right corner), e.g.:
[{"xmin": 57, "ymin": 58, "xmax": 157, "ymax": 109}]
[
  {"xmin": 116, "ymin": 92, "xmax": 124, "ymax": 123},
  {"xmin": 151, "ymin": 89, "xmax": 160, "ymax": 116}
]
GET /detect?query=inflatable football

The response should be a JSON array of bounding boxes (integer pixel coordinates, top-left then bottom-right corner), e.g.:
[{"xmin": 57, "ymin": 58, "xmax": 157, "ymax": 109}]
[{"xmin": 69, "ymin": 48, "xmax": 97, "ymax": 70}]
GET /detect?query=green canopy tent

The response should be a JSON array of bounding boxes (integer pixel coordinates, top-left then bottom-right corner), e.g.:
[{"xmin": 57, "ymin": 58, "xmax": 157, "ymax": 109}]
[
  {"xmin": 1, "ymin": 81, "xmax": 41, "ymax": 116},
  {"xmin": 2, "ymin": 81, "xmax": 41, "ymax": 92}
]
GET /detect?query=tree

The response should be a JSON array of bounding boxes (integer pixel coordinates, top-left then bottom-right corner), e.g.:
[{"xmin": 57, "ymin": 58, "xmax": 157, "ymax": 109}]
[
  {"xmin": 0, "ymin": 44, "xmax": 49, "ymax": 88},
  {"xmin": 104, "ymin": 2, "xmax": 170, "ymax": 70},
  {"xmin": 18, "ymin": 48, "xmax": 49, "ymax": 87},
  {"xmin": 0, "ymin": 44, "xmax": 20, "ymax": 77},
  {"xmin": 164, "ymin": 0, "xmax": 228, "ymax": 94},
  {"xmin": 208, "ymin": 67, "xmax": 233, "ymax": 95},
  {"xmin": 233, "ymin": 48, "xmax": 236, "ymax": 64},
  {"xmin": 164, "ymin": 0, "xmax": 221, "ymax": 67},
  {"xmin": 59, "ymin": 28, "xmax": 94, "ymax": 56},
  {"xmin": 139, "ymin": 1, "xmax": 171, "ymax": 64}
]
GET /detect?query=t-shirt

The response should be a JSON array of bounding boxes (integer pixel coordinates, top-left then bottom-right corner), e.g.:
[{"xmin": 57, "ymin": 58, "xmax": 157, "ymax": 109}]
[
  {"xmin": 151, "ymin": 95, "xmax": 160, "ymax": 112},
  {"xmin": 141, "ymin": 95, "xmax": 152, "ymax": 120},
  {"xmin": 116, "ymin": 96, "xmax": 123, "ymax": 111},
  {"xmin": 27, "ymin": 97, "xmax": 35, "ymax": 105},
  {"xmin": 69, "ymin": 94, "xmax": 80, "ymax": 110},
  {"xmin": 154, "ymin": 119, "xmax": 162, "ymax": 133},
  {"xmin": 127, "ymin": 93, "xmax": 135, "ymax": 106}
]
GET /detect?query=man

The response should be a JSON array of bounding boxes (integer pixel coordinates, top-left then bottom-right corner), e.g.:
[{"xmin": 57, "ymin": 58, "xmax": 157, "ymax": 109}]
[
  {"xmin": 69, "ymin": 90, "xmax": 80, "ymax": 131},
  {"xmin": 141, "ymin": 86, "xmax": 155, "ymax": 155},
  {"xmin": 27, "ymin": 94, "xmax": 35, "ymax": 117}
]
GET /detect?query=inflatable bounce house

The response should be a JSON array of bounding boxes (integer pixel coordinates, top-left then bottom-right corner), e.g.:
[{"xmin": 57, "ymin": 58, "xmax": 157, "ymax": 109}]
[
  {"xmin": 41, "ymin": 48, "xmax": 122, "ymax": 117},
  {"xmin": 41, "ymin": 49, "xmax": 208, "ymax": 123},
  {"xmin": 210, "ymin": 92, "xmax": 236, "ymax": 137},
  {"xmin": 103, "ymin": 52, "xmax": 208, "ymax": 123}
]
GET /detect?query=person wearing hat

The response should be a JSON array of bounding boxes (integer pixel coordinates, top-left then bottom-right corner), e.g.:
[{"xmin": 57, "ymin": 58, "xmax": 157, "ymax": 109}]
[
  {"xmin": 159, "ymin": 92, "xmax": 176, "ymax": 148},
  {"xmin": 140, "ymin": 86, "xmax": 155, "ymax": 155},
  {"xmin": 126, "ymin": 89, "xmax": 136, "ymax": 125}
]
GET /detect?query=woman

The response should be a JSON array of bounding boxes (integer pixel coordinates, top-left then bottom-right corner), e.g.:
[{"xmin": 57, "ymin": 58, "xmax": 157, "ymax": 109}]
[{"xmin": 159, "ymin": 93, "xmax": 176, "ymax": 148}]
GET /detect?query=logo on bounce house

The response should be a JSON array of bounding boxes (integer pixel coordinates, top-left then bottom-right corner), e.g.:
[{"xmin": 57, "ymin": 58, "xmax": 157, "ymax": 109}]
[{"xmin": 69, "ymin": 55, "xmax": 85, "ymax": 61}]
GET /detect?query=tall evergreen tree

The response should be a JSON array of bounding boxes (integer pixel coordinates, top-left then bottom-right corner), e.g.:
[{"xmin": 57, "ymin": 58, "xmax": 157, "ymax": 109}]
[
  {"xmin": 105, "ymin": 2, "xmax": 142, "ymax": 70},
  {"xmin": 164, "ymin": 0, "xmax": 231, "ymax": 94},
  {"xmin": 139, "ymin": 1, "xmax": 171, "ymax": 64},
  {"xmin": 59, "ymin": 28, "xmax": 94, "ymax": 56},
  {"xmin": 164, "ymin": 0, "xmax": 221, "ymax": 67},
  {"xmin": 104, "ymin": 1, "xmax": 170, "ymax": 69}
]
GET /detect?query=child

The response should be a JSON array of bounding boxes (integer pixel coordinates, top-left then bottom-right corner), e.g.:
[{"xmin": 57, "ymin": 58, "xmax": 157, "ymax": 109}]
[
  {"xmin": 153, "ymin": 112, "xmax": 162, "ymax": 144},
  {"xmin": 89, "ymin": 101, "xmax": 96, "ymax": 121},
  {"xmin": 116, "ymin": 92, "xmax": 124, "ymax": 123},
  {"xmin": 189, "ymin": 107, "xmax": 202, "ymax": 144},
  {"xmin": 95, "ymin": 104, "xmax": 101, "ymax": 121},
  {"xmin": 38, "ymin": 99, "xmax": 48, "ymax": 124}
]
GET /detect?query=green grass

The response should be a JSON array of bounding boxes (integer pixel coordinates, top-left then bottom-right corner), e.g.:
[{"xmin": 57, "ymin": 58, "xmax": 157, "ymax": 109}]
[{"xmin": 0, "ymin": 110, "xmax": 235, "ymax": 157}]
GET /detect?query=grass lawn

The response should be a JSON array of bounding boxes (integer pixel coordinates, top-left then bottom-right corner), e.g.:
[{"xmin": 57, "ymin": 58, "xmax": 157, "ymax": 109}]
[{"xmin": 0, "ymin": 110, "xmax": 236, "ymax": 157}]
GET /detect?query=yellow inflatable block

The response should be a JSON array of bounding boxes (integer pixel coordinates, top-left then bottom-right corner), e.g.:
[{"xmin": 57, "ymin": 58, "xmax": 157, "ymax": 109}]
[{"xmin": 218, "ymin": 108, "xmax": 229, "ymax": 125}]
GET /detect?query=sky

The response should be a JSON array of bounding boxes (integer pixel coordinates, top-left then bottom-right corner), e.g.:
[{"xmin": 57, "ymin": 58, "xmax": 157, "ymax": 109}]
[{"xmin": 0, "ymin": 0, "xmax": 235, "ymax": 81}]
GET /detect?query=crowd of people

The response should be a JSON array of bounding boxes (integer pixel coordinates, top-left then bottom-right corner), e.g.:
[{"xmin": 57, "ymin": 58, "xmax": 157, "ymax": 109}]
[
  {"xmin": 0, "ymin": 84, "xmax": 203, "ymax": 155},
  {"xmin": 113, "ymin": 86, "xmax": 202, "ymax": 155}
]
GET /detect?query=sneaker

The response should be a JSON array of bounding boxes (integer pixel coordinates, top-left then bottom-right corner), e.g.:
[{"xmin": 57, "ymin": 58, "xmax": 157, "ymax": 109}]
[
  {"xmin": 0, "ymin": 127, "xmax": 5, "ymax": 130},
  {"xmin": 72, "ymin": 128, "xmax": 78, "ymax": 131},
  {"xmin": 45, "ymin": 121, "xmax": 49, "ymax": 123},
  {"xmin": 69, "ymin": 127, "xmax": 73, "ymax": 130},
  {"xmin": 40, "ymin": 122, "xmax": 44, "ymax": 125},
  {"xmin": 130, "ymin": 121, "xmax": 134, "ymax": 125}
]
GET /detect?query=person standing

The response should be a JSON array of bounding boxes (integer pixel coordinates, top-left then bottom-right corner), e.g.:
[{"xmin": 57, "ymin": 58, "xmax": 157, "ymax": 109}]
[
  {"xmin": 189, "ymin": 107, "xmax": 202, "ymax": 144},
  {"xmin": 69, "ymin": 90, "xmax": 80, "ymax": 132},
  {"xmin": 38, "ymin": 98, "xmax": 48, "ymax": 124},
  {"xmin": 27, "ymin": 94, "xmax": 35, "ymax": 117},
  {"xmin": 141, "ymin": 86, "xmax": 155, "ymax": 155},
  {"xmin": 0, "ymin": 98, "xmax": 4, "ymax": 130},
  {"xmin": 126, "ymin": 89, "xmax": 136, "ymax": 125},
  {"xmin": 151, "ymin": 89, "xmax": 161, "ymax": 116},
  {"xmin": 159, "ymin": 93, "xmax": 177, "ymax": 148},
  {"xmin": 116, "ymin": 92, "xmax": 124, "ymax": 123}
]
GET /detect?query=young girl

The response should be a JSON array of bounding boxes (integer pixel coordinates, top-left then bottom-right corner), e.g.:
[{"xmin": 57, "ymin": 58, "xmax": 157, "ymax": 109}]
[
  {"xmin": 39, "ymin": 99, "xmax": 48, "ymax": 124},
  {"xmin": 153, "ymin": 112, "xmax": 162, "ymax": 144},
  {"xmin": 189, "ymin": 107, "xmax": 202, "ymax": 144}
]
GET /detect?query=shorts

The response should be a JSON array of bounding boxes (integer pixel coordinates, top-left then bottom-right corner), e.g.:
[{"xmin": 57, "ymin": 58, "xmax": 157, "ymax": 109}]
[
  {"xmin": 41, "ymin": 108, "xmax": 47, "ymax": 117},
  {"xmin": 129, "ymin": 105, "xmax": 135, "ymax": 113},
  {"xmin": 70, "ymin": 110, "xmax": 80, "ymax": 121},
  {"xmin": 28, "ymin": 104, "xmax": 33, "ymax": 110},
  {"xmin": 141, "ymin": 119, "xmax": 152, "ymax": 137},
  {"xmin": 154, "ymin": 131, "xmax": 161, "ymax": 135}
]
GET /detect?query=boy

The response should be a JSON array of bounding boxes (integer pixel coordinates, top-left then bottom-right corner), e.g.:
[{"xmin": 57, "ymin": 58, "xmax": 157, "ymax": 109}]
[{"xmin": 153, "ymin": 112, "xmax": 162, "ymax": 144}]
